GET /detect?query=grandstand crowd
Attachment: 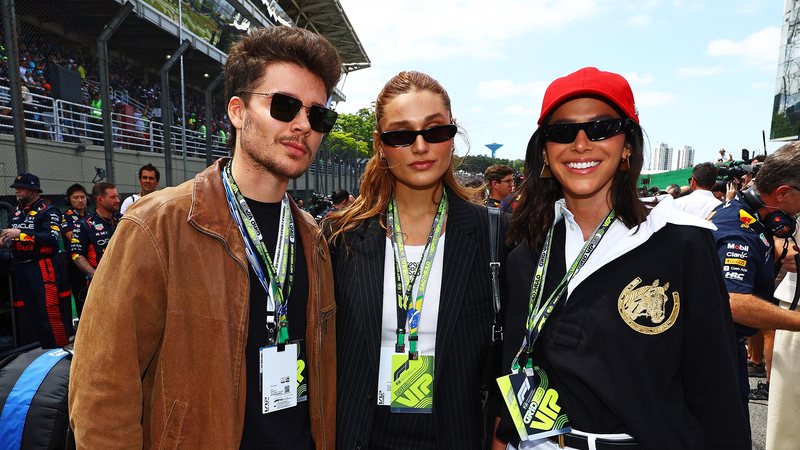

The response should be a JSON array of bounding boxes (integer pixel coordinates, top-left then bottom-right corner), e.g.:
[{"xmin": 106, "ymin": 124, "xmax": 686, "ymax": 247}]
[{"xmin": 0, "ymin": 30, "xmax": 231, "ymax": 148}]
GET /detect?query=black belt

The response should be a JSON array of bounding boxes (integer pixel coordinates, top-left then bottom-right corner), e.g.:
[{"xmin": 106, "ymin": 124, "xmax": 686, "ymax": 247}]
[{"xmin": 548, "ymin": 433, "xmax": 640, "ymax": 450}]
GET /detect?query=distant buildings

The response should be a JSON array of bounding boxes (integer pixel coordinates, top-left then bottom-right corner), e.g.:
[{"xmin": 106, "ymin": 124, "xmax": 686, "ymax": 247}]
[
  {"xmin": 648, "ymin": 142, "xmax": 694, "ymax": 171},
  {"xmin": 650, "ymin": 142, "xmax": 674, "ymax": 171},
  {"xmin": 676, "ymin": 145, "xmax": 695, "ymax": 169}
]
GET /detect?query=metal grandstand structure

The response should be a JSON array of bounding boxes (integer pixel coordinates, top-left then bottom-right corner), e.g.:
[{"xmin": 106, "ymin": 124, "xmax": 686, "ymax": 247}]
[{"xmin": 1, "ymin": 0, "xmax": 370, "ymax": 194}]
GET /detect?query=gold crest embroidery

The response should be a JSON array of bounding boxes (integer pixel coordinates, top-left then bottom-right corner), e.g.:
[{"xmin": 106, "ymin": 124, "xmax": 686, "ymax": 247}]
[{"xmin": 618, "ymin": 277, "xmax": 680, "ymax": 335}]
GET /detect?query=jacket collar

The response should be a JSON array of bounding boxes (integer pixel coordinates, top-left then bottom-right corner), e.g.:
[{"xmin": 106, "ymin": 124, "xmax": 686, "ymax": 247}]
[{"xmin": 188, "ymin": 158, "xmax": 321, "ymax": 266}]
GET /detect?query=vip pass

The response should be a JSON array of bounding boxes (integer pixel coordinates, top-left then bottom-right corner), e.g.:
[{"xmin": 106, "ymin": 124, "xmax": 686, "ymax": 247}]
[
  {"xmin": 388, "ymin": 191, "xmax": 448, "ymax": 359},
  {"xmin": 222, "ymin": 161, "xmax": 295, "ymax": 345}
]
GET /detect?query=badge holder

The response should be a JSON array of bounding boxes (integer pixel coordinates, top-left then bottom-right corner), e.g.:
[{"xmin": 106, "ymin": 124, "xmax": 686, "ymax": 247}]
[
  {"xmin": 496, "ymin": 362, "xmax": 571, "ymax": 442},
  {"xmin": 259, "ymin": 342, "xmax": 298, "ymax": 414},
  {"xmin": 390, "ymin": 352, "xmax": 434, "ymax": 414}
]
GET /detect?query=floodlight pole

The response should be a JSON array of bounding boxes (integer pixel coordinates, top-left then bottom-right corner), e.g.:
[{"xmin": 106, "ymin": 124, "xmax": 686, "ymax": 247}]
[
  {"xmin": 160, "ymin": 40, "xmax": 191, "ymax": 187},
  {"xmin": 204, "ymin": 72, "xmax": 223, "ymax": 166},
  {"xmin": 2, "ymin": 0, "xmax": 27, "ymax": 173},
  {"xmin": 97, "ymin": 1, "xmax": 134, "ymax": 183}
]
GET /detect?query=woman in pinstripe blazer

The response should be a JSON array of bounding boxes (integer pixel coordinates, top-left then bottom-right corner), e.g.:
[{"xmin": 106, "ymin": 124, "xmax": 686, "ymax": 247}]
[{"xmin": 324, "ymin": 71, "xmax": 502, "ymax": 450}]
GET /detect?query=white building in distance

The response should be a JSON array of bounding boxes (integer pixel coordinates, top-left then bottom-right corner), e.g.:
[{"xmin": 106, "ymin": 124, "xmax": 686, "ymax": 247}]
[
  {"xmin": 676, "ymin": 145, "xmax": 695, "ymax": 169},
  {"xmin": 650, "ymin": 142, "xmax": 674, "ymax": 171}
]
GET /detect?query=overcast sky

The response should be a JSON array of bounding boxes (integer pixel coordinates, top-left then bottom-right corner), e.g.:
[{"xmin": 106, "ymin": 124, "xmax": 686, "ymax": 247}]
[{"xmin": 335, "ymin": 0, "xmax": 785, "ymax": 167}]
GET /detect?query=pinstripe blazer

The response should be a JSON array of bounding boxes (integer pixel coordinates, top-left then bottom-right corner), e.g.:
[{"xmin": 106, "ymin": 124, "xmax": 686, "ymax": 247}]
[{"xmin": 330, "ymin": 193, "xmax": 502, "ymax": 450}]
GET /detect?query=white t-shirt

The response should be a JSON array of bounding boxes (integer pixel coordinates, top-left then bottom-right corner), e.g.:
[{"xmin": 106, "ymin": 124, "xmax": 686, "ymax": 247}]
[
  {"xmin": 120, "ymin": 194, "xmax": 141, "ymax": 215},
  {"xmin": 380, "ymin": 235, "xmax": 445, "ymax": 356},
  {"xmin": 673, "ymin": 189, "xmax": 721, "ymax": 220}
]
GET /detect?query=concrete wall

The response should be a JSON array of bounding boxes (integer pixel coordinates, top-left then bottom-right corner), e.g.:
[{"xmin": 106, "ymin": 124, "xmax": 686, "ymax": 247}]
[{"xmin": 1, "ymin": 134, "xmax": 361, "ymax": 199}]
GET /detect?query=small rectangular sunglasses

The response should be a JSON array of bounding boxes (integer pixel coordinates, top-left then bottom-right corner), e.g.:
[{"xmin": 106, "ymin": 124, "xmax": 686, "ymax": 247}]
[
  {"xmin": 240, "ymin": 91, "xmax": 338, "ymax": 133},
  {"xmin": 541, "ymin": 118, "xmax": 629, "ymax": 144},
  {"xmin": 380, "ymin": 124, "xmax": 458, "ymax": 147}
]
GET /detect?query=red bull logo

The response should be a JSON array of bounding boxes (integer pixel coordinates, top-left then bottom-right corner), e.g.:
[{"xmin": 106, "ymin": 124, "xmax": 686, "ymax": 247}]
[{"xmin": 739, "ymin": 210, "xmax": 756, "ymax": 228}]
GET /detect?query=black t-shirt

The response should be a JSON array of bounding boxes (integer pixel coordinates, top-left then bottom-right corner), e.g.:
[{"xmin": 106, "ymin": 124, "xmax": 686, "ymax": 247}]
[{"xmin": 240, "ymin": 198, "xmax": 312, "ymax": 450}]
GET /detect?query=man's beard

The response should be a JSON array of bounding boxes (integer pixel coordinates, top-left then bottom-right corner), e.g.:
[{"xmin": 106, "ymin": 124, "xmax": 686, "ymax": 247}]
[{"xmin": 241, "ymin": 122, "xmax": 314, "ymax": 180}]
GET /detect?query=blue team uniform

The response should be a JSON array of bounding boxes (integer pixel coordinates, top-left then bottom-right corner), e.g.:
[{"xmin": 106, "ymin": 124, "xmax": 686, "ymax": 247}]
[
  {"xmin": 708, "ymin": 193, "xmax": 776, "ymax": 416},
  {"xmin": 10, "ymin": 198, "xmax": 73, "ymax": 348},
  {"xmin": 70, "ymin": 211, "xmax": 120, "ymax": 273}
]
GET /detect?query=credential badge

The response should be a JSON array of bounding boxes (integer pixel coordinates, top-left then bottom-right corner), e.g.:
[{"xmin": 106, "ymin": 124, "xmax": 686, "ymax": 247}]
[{"xmin": 618, "ymin": 277, "xmax": 680, "ymax": 335}]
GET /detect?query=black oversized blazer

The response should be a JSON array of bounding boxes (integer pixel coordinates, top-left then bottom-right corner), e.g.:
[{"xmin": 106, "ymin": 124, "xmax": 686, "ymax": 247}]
[{"xmin": 330, "ymin": 192, "xmax": 504, "ymax": 450}]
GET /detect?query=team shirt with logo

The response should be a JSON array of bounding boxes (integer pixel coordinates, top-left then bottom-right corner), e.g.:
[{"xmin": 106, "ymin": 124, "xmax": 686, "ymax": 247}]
[
  {"xmin": 10, "ymin": 198, "xmax": 63, "ymax": 260},
  {"xmin": 708, "ymin": 195, "xmax": 776, "ymax": 318},
  {"xmin": 70, "ymin": 211, "xmax": 121, "ymax": 269}
]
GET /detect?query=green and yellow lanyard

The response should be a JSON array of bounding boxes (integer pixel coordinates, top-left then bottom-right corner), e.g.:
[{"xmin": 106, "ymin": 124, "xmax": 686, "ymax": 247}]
[
  {"xmin": 512, "ymin": 210, "xmax": 616, "ymax": 371},
  {"xmin": 222, "ymin": 161, "xmax": 295, "ymax": 345},
  {"xmin": 388, "ymin": 191, "xmax": 448, "ymax": 360}
]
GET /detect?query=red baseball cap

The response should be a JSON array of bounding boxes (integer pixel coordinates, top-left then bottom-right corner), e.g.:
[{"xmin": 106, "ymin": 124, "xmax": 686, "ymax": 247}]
[{"xmin": 538, "ymin": 67, "xmax": 638, "ymax": 125}]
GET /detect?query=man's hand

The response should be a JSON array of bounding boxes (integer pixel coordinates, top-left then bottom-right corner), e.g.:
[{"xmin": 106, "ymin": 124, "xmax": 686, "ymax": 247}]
[
  {"xmin": 0, "ymin": 228, "xmax": 20, "ymax": 246},
  {"xmin": 725, "ymin": 180, "xmax": 739, "ymax": 202},
  {"xmin": 73, "ymin": 255, "xmax": 96, "ymax": 278}
]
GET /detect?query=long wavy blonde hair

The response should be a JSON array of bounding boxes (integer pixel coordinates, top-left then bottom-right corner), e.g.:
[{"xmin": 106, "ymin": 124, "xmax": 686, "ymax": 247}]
[{"xmin": 325, "ymin": 71, "xmax": 474, "ymax": 244}]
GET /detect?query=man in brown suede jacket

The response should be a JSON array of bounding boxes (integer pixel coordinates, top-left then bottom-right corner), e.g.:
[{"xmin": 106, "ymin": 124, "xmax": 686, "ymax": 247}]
[{"xmin": 69, "ymin": 27, "xmax": 340, "ymax": 449}]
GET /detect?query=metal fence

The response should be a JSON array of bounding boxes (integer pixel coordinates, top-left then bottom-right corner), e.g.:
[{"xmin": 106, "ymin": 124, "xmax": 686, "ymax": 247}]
[
  {"xmin": 0, "ymin": 0, "xmax": 363, "ymax": 197},
  {"xmin": 0, "ymin": 79, "xmax": 228, "ymax": 158}
]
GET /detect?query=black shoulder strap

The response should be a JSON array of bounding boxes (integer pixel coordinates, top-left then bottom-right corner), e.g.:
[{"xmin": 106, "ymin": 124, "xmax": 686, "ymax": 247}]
[
  {"xmin": 789, "ymin": 237, "xmax": 800, "ymax": 311},
  {"xmin": 488, "ymin": 207, "xmax": 503, "ymax": 342}
]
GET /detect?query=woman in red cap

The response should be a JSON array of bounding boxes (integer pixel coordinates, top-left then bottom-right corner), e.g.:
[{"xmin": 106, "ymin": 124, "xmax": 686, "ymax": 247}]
[{"xmin": 494, "ymin": 67, "xmax": 749, "ymax": 449}]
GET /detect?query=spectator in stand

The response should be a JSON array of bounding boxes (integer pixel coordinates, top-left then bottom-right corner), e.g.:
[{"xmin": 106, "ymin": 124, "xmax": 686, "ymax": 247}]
[
  {"xmin": 674, "ymin": 162, "xmax": 721, "ymax": 219},
  {"xmin": 120, "ymin": 163, "xmax": 160, "ymax": 214},
  {"xmin": 484, "ymin": 164, "xmax": 515, "ymax": 208}
]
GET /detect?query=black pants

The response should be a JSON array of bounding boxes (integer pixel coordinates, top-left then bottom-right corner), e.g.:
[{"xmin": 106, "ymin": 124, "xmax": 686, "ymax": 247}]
[
  {"xmin": 736, "ymin": 340, "xmax": 752, "ymax": 437},
  {"xmin": 14, "ymin": 259, "xmax": 73, "ymax": 348}
]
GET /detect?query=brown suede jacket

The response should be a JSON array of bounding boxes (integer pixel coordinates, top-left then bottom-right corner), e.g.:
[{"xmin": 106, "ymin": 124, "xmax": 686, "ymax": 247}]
[{"xmin": 69, "ymin": 159, "xmax": 336, "ymax": 449}]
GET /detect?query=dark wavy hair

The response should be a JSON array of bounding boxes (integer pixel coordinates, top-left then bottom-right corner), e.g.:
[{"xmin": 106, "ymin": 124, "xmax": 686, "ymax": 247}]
[{"xmin": 508, "ymin": 103, "xmax": 648, "ymax": 252}]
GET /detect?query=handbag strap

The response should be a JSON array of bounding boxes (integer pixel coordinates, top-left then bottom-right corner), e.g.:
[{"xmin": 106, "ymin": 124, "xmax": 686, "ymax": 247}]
[
  {"xmin": 789, "ymin": 237, "xmax": 800, "ymax": 311},
  {"xmin": 488, "ymin": 207, "xmax": 503, "ymax": 343}
]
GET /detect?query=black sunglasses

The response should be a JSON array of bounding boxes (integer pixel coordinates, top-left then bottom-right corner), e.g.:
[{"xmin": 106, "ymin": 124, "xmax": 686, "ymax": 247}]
[
  {"xmin": 379, "ymin": 124, "xmax": 458, "ymax": 147},
  {"xmin": 239, "ymin": 91, "xmax": 338, "ymax": 133},
  {"xmin": 541, "ymin": 118, "xmax": 630, "ymax": 144}
]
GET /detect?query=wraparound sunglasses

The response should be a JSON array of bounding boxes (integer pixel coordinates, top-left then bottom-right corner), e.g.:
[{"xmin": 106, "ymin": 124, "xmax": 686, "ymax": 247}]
[{"xmin": 541, "ymin": 118, "xmax": 630, "ymax": 144}]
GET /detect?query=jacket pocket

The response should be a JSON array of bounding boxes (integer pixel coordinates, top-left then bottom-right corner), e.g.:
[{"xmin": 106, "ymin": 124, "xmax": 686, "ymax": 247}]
[
  {"xmin": 321, "ymin": 302, "xmax": 336, "ymax": 335},
  {"xmin": 159, "ymin": 399, "xmax": 188, "ymax": 450}
]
